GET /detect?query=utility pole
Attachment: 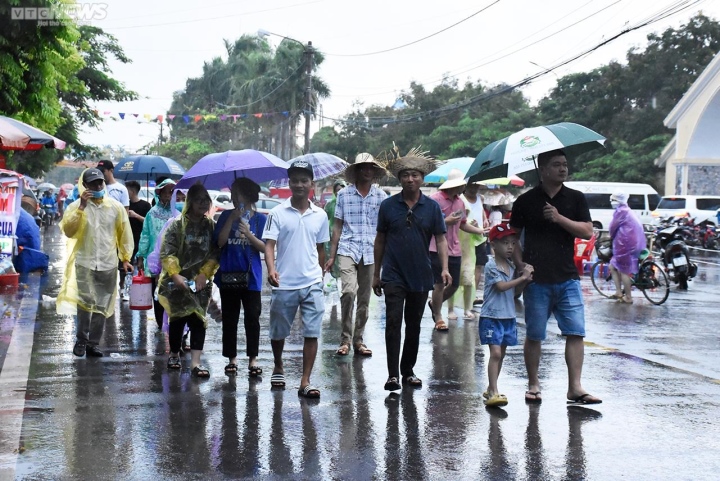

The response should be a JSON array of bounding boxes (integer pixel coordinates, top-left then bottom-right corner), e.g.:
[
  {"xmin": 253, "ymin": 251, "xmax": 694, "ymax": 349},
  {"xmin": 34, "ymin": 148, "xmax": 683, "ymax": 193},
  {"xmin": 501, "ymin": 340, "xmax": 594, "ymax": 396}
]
[{"xmin": 304, "ymin": 41, "xmax": 314, "ymax": 155}]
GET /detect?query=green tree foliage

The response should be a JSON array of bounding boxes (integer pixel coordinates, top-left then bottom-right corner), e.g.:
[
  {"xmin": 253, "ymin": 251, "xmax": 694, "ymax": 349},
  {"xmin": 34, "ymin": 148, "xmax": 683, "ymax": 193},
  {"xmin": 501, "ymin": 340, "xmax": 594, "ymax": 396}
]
[
  {"xmin": 162, "ymin": 35, "xmax": 329, "ymax": 163},
  {"xmin": 0, "ymin": 2, "xmax": 137, "ymax": 176},
  {"xmin": 538, "ymin": 14, "xmax": 720, "ymax": 188}
]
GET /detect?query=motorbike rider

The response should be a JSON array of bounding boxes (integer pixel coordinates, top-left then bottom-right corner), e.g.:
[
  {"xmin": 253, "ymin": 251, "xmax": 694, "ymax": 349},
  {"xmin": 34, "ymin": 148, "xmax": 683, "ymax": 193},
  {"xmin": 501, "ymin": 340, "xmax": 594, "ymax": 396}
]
[{"xmin": 41, "ymin": 189, "xmax": 57, "ymax": 221}]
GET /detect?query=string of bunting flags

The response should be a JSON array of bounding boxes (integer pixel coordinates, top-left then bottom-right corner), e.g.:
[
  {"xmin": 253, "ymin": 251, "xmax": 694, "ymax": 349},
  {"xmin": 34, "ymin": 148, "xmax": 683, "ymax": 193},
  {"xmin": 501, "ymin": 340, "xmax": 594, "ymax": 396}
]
[{"xmin": 89, "ymin": 109, "xmax": 301, "ymax": 124}]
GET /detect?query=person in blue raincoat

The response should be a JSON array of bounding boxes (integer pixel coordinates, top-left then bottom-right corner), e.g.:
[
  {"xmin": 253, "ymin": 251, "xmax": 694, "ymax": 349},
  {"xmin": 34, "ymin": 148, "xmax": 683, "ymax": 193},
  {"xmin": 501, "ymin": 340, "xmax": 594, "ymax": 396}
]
[{"xmin": 608, "ymin": 192, "xmax": 647, "ymax": 304}]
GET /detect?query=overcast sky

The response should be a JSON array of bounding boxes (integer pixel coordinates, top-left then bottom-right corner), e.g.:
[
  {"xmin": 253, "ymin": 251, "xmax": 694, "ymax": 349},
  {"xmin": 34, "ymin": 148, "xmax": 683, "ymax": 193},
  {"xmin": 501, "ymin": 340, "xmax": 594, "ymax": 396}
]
[{"xmin": 79, "ymin": 0, "xmax": 720, "ymax": 153}]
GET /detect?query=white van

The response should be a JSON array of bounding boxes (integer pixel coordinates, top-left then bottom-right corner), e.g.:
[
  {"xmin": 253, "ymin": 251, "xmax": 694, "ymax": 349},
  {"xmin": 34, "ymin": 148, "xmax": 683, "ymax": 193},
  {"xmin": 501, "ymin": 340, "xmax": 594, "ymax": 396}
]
[{"xmin": 564, "ymin": 182, "xmax": 661, "ymax": 230}]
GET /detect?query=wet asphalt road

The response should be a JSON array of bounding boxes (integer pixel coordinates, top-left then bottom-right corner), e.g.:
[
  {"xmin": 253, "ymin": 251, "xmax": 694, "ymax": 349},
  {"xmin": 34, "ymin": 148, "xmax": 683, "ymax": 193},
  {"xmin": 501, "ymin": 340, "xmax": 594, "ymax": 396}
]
[{"xmin": 0, "ymin": 225, "xmax": 719, "ymax": 480}]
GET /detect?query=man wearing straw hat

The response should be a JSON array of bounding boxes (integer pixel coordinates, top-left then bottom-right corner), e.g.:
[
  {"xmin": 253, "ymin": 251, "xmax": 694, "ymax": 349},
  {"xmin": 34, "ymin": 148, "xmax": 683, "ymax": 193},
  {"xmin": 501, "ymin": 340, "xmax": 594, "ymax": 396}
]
[
  {"xmin": 325, "ymin": 153, "xmax": 387, "ymax": 357},
  {"xmin": 373, "ymin": 147, "xmax": 449, "ymax": 391},
  {"xmin": 427, "ymin": 168, "xmax": 488, "ymax": 331}
]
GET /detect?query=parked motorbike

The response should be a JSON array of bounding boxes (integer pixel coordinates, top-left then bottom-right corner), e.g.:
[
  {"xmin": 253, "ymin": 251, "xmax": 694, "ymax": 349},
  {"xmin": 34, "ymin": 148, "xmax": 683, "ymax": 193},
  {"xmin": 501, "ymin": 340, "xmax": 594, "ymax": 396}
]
[
  {"xmin": 701, "ymin": 223, "xmax": 719, "ymax": 250},
  {"xmin": 654, "ymin": 225, "xmax": 698, "ymax": 289}
]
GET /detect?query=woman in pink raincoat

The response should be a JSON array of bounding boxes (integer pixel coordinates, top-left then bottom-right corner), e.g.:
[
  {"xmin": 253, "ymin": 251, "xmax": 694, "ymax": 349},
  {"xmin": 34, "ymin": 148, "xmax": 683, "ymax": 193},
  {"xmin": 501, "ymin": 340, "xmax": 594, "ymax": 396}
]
[{"xmin": 609, "ymin": 192, "xmax": 647, "ymax": 304}]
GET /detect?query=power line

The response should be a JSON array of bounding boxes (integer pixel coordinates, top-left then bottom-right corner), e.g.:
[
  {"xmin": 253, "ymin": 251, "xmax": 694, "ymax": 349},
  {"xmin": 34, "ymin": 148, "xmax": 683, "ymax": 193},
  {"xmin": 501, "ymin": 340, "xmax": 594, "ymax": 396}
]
[
  {"xmin": 323, "ymin": 0, "xmax": 501, "ymax": 57},
  {"xmin": 321, "ymin": 0, "xmax": 703, "ymax": 129}
]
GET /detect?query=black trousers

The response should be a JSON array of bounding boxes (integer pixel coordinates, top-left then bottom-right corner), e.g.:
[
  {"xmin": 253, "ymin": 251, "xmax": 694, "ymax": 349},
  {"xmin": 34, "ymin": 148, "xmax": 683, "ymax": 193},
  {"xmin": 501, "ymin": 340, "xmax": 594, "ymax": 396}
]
[
  {"xmin": 169, "ymin": 314, "xmax": 205, "ymax": 353},
  {"xmin": 220, "ymin": 287, "xmax": 262, "ymax": 359},
  {"xmin": 151, "ymin": 276, "xmax": 164, "ymax": 330},
  {"xmin": 383, "ymin": 283, "xmax": 428, "ymax": 379}
]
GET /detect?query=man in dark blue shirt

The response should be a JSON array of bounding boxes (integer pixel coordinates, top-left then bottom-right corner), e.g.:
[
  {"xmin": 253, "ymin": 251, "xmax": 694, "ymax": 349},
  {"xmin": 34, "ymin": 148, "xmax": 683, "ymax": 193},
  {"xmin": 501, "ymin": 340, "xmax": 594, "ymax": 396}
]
[
  {"xmin": 510, "ymin": 149, "xmax": 602, "ymax": 406},
  {"xmin": 373, "ymin": 149, "xmax": 449, "ymax": 391}
]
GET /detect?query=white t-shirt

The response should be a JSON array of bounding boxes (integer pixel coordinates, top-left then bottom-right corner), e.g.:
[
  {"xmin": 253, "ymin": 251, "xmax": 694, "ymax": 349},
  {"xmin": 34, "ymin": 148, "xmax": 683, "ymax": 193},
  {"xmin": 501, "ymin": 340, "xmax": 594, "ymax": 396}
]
[
  {"xmin": 107, "ymin": 181, "xmax": 129, "ymax": 207},
  {"xmin": 262, "ymin": 199, "xmax": 330, "ymax": 290}
]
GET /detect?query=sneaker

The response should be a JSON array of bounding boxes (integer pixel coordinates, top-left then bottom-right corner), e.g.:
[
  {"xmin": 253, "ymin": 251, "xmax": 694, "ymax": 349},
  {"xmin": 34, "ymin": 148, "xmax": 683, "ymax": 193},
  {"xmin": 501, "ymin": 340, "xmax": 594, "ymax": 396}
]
[{"xmin": 73, "ymin": 341, "xmax": 86, "ymax": 357}]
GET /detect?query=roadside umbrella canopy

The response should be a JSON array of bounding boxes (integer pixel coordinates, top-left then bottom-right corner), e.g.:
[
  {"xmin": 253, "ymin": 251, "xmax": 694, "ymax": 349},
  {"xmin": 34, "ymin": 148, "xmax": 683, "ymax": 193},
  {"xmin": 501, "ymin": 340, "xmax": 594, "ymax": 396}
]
[
  {"xmin": 467, "ymin": 122, "xmax": 606, "ymax": 183},
  {"xmin": 0, "ymin": 115, "xmax": 66, "ymax": 151},
  {"xmin": 176, "ymin": 149, "xmax": 288, "ymax": 190},
  {"xmin": 424, "ymin": 157, "xmax": 475, "ymax": 184},
  {"xmin": 270, "ymin": 152, "xmax": 348, "ymax": 188},
  {"xmin": 114, "ymin": 155, "xmax": 185, "ymax": 182},
  {"xmin": 477, "ymin": 175, "xmax": 525, "ymax": 187},
  {"xmin": 24, "ymin": 176, "xmax": 38, "ymax": 189}
]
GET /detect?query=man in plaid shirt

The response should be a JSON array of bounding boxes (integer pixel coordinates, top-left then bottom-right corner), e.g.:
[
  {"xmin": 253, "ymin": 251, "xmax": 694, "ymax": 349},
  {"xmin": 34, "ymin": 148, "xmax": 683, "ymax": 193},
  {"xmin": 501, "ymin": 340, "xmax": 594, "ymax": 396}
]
[{"xmin": 325, "ymin": 153, "xmax": 387, "ymax": 356}]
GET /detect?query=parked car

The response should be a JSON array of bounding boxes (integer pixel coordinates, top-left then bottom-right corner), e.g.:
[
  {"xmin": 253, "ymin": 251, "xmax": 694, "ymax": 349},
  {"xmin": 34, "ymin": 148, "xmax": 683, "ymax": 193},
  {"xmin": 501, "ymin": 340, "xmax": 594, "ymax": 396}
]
[
  {"xmin": 651, "ymin": 195, "xmax": 720, "ymax": 225},
  {"xmin": 256, "ymin": 197, "xmax": 282, "ymax": 214}
]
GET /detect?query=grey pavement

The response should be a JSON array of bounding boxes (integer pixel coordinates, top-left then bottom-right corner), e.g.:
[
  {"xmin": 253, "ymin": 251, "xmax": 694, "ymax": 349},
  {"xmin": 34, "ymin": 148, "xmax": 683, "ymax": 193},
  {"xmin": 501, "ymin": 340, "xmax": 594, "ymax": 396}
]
[{"xmin": 0, "ymin": 225, "xmax": 719, "ymax": 480}]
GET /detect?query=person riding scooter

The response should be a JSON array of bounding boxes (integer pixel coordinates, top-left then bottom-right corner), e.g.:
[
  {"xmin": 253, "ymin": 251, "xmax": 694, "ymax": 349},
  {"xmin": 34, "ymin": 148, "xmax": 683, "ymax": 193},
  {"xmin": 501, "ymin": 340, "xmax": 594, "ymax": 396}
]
[{"xmin": 40, "ymin": 190, "xmax": 57, "ymax": 225}]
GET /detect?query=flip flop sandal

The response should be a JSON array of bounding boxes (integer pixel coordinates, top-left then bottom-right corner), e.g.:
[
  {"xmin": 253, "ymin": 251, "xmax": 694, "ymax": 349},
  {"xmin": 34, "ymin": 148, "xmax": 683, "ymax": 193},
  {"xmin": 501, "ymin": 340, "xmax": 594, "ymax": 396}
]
[
  {"xmin": 484, "ymin": 394, "xmax": 509, "ymax": 407},
  {"xmin": 384, "ymin": 377, "xmax": 401, "ymax": 391},
  {"xmin": 248, "ymin": 366, "xmax": 263, "ymax": 377},
  {"xmin": 167, "ymin": 356, "xmax": 181, "ymax": 369},
  {"xmin": 354, "ymin": 344, "xmax": 372, "ymax": 357},
  {"xmin": 224, "ymin": 363, "xmax": 238, "ymax": 374},
  {"xmin": 402, "ymin": 375, "xmax": 422, "ymax": 387},
  {"xmin": 525, "ymin": 391, "xmax": 542, "ymax": 403},
  {"xmin": 270, "ymin": 373, "xmax": 286, "ymax": 388},
  {"xmin": 191, "ymin": 365, "xmax": 210, "ymax": 378},
  {"xmin": 482, "ymin": 391, "xmax": 490, "ymax": 400},
  {"xmin": 567, "ymin": 393, "xmax": 602, "ymax": 405},
  {"xmin": 336, "ymin": 344, "xmax": 350, "ymax": 356},
  {"xmin": 434, "ymin": 321, "xmax": 449, "ymax": 331},
  {"xmin": 298, "ymin": 385, "xmax": 321, "ymax": 398}
]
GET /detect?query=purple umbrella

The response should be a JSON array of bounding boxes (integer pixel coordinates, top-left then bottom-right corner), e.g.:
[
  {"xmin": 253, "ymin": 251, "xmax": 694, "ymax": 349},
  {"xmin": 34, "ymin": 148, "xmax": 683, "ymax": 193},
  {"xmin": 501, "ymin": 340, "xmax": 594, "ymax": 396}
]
[{"xmin": 175, "ymin": 149, "xmax": 288, "ymax": 190}]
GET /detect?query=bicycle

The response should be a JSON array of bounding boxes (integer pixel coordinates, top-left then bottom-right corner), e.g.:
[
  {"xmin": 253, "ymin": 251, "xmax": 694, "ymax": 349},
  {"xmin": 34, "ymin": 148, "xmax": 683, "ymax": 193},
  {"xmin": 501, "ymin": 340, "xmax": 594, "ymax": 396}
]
[{"xmin": 590, "ymin": 240, "xmax": 670, "ymax": 305}]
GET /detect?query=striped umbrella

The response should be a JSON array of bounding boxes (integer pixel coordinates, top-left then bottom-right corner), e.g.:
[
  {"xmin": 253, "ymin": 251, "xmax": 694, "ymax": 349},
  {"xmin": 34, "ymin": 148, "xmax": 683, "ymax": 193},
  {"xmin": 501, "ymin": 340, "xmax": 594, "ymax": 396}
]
[
  {"xmin": 0, "ymin": 115, "xmax": 66, "ymax": 151},
  {"xmin": 467, "ymin": 122, "xmax": 606, "ymax": 183},
  {"xmin": 270, "ymin": 153, "xmax": 348, "ymax": 188}
]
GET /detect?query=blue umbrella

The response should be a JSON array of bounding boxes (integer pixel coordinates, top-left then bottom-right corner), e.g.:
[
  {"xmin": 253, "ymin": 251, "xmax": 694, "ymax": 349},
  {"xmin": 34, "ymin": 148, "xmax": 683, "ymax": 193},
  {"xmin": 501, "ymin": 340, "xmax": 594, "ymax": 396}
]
[
  {"xmin": 114, "ymin": 155, "xmax": 186, "ymax": 182},
  {"xmin": 424, "ymin": 157, "xmax": 475, "ymax": 185}
]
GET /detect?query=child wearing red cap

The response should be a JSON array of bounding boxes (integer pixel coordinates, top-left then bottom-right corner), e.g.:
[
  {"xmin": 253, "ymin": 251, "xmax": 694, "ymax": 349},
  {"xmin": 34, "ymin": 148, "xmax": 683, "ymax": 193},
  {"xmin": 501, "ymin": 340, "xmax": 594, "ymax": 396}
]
[{"xmin": 480, "ymin": 223, "xmax": 534, "ymax": 407}]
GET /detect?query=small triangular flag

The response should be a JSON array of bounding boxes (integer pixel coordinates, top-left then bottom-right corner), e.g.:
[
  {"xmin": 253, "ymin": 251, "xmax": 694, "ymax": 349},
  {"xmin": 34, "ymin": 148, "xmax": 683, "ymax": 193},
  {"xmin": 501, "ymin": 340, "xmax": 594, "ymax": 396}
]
[
  {"xmin": 194, "ymin": 115, "xmax": 202, "ymax": 122},
  {"xmin": 132, "ymin": 113, "xmax": 139, "ymax": 118},
  {"xmin": 254, "ymin": 113, "xmax": 263, "ymax": 118},
  {"xmin": 168, "ymin": 114, "xmax": 176, "ymax": 120},
  {"xmin": 119, "ymin": 113, "xmax": 125, "ymax": 119},
  {"xmin": 183, "ymin": 115, "xmax": 190, "ymax": 124}
]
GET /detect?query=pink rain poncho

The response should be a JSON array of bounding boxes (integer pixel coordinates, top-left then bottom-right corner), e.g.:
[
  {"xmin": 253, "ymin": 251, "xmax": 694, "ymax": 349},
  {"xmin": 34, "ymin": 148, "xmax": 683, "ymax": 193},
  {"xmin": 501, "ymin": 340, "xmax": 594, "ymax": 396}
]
[{"xmin": 609, "ymin": 203, "xmax": 646, "ymax": 275}]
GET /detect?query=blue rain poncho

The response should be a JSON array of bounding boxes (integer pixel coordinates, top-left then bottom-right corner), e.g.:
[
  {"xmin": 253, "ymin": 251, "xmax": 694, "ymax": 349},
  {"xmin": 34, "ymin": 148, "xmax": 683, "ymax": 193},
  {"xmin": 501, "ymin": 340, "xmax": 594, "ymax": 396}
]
[
  {"xmin": 57, "ymin": 171, "xmax": 134, "ymax": 317},
  {"xmin": 136, "ymin": 179, "xmax": 177, "ymax": 272}
]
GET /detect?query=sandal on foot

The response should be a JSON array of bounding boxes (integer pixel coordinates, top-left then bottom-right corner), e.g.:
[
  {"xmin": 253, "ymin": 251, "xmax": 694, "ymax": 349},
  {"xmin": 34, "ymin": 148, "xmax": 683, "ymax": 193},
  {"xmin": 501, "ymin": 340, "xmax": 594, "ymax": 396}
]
[
  {"xmin": 447, "ymin": 312, "xmax": 458, "ymax": 320},
  {"xmin": 354, "ymin": 344, "xmax": 372, "ymax": 357},
  {"xmin": 248, "ymin": 365, "xmax": 263, "ymax": 377},
  {"xmin": 484, "ymin": 394, "xmax": 508, "ymax": 407},
  {"xmin": 224, "ymin": 363, "xmax": 238, "ymax": 374},
  {"xmin": 434, "ymin": 320, "xmax": 449, "ymax": 331},
  {"xmin": 336, "ymin": 343, "xmax": 350, "ymax": 356},
  {"xmin": 167, "ymin": 356, "xmax": 181, "ymax": 370},
  {"xmin": 567, "ymin": 393, "xmax": 602, "ymax": 405},
  {"xmin": 608, "ymin": 294, "xmax": 623, "ymax": 300},
  {"xmin": 402, "ymin": 375, "xmax": 422, "ymax": 387},
  {"xmin": 298, "ymin": 385, "xmax": 320, "ymax": 398},
  {"xmin": 191, "ymin": 365, "xmax": 210, "ymax": 378},
  {"xmin": 270, "ymin": 373, "xmax": 286, "ymax": 387},
  {"xmin": 525, "ymin": 391, "xmax": 542, "ymax": 403},
  {"xmin": 463, "ymin": 311, "xmax": 478, "ymax": 321},
  {"xmin": 384, "ymin": 377, "xmax": 401, "ymax": 391}
]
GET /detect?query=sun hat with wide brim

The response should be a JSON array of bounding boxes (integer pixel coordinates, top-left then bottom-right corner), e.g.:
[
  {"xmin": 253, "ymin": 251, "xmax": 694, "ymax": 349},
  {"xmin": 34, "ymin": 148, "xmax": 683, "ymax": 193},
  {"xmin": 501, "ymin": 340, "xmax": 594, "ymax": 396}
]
[
  {"xmin": 439, "ymin": 168, "xmax": 468, "ymax": 190},
  {"xmin": 344, "ymin": 152, "xmax": 387, "ymax": 184},
  {"xmin": 384, "ymin": 145, "xmax": 437, "ymax": 179}
]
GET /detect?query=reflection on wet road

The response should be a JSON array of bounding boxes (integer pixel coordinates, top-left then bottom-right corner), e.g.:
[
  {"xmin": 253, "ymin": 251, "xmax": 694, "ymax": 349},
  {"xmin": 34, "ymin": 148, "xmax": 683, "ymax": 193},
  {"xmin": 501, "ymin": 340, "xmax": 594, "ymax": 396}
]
[{"xmin": 0, "ymin": 226, "xmax": 719, "ymax": 480}]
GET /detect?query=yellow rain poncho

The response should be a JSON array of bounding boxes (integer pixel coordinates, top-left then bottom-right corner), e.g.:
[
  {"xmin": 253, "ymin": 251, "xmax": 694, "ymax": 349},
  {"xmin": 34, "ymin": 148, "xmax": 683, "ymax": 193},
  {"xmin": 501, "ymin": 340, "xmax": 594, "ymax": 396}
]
[
  {"xmin": 57, "ymin": 171, "xmax": 134, "ymax": 317},
  {"xmin": 157, "ymin": 207, "xmax": 218, "ymax": 327}
]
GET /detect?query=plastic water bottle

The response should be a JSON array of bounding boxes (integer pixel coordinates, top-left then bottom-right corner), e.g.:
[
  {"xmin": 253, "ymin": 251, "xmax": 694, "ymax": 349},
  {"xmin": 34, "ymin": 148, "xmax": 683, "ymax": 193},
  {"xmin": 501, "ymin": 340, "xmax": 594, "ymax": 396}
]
[{"xmin": 123, "ymin": 272, "xmax": 132, "ymax": 298}]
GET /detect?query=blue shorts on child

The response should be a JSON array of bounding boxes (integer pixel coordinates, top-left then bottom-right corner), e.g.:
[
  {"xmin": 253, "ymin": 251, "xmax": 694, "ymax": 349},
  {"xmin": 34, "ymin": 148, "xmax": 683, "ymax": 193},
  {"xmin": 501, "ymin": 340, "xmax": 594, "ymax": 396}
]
[{"xmin": 479, "ymin": 317, "xmax": 518, "ymax": 346}]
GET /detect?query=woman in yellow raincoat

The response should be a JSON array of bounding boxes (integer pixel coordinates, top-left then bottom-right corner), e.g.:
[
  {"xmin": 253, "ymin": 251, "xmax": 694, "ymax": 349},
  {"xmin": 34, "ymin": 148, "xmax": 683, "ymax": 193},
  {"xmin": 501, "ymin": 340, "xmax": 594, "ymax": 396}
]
[
  {"xmin": 57, "ymin": 168, "xmax": 134, "ymax": 358},
  {"xmin": 158, "ymin": 183, "xmax": 219, "ymax": 376}
]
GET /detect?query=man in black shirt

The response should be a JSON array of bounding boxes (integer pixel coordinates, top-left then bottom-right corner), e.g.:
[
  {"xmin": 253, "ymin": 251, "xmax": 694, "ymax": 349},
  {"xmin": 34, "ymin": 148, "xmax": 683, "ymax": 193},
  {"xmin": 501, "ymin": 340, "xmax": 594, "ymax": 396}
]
[
  {"xmin": 126, "ymin": 180, "xmax": 151, "ymax": 264},
  {"xmin": 510, "ymin": 150, "xmax": 602, "ymax": 405}
]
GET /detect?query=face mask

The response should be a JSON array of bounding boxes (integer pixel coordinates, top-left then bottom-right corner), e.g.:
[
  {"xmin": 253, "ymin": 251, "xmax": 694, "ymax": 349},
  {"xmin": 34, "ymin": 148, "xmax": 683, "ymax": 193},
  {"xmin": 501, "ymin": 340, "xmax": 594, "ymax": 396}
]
[
  {"xmin": 611, "ymin": 201, "xmax": 620, "ymax": 209},
  {"xmin": 91, "ymin": 189, "xmax": 106, "ymax": 199},
  {"xmin": 175, "ymin": 202, "xmax": 185, "ymax": 212}
]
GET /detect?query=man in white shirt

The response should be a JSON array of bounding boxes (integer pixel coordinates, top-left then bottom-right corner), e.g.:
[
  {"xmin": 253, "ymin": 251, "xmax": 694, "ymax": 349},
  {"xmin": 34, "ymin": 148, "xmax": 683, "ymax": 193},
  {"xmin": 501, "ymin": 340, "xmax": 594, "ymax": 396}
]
[
  {"xmin": 263, "ymin": 160, "xmax": 329, "ymax": 399},
  {"xmin": 57, "ymin": 168, "xmax": 133, "ymax": 358},
  {"xmin": 97, "ymin": 160, "xmax": 129, "ymax": 211}
]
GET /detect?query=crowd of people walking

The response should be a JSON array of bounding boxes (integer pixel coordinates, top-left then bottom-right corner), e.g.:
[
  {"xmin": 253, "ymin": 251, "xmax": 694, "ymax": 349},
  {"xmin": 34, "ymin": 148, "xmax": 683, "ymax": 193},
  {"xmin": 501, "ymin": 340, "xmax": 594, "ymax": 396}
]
[{"xmin": 56, "ymin": 149, "xmax": 602, "ymax": 406}]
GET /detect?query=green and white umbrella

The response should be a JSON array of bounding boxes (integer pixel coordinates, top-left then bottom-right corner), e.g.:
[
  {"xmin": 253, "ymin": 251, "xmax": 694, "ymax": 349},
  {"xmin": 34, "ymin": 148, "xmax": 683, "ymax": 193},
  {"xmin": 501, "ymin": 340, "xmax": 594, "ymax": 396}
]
[{"xmin": 466, "ymin": 122, "xmax": 606, "ymax": 183}]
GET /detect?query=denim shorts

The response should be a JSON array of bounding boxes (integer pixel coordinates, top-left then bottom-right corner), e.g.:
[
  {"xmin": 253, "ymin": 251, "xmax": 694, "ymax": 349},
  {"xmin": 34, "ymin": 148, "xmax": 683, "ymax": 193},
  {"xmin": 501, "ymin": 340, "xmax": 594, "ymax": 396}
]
[
  {"xmin": 523, "ymin": 279, "xmax": 585, "ymax": 341},
  {"xmin": 479, "ymin": 317, "xmax": 518, "ymax": 346},
  {"xmin": 269, "ymin": 283, "xmax": 324, "ymax": 340}
]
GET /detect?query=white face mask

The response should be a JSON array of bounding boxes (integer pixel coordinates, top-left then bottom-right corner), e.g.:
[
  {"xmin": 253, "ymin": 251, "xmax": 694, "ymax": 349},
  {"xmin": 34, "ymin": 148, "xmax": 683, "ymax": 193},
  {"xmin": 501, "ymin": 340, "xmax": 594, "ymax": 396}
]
[{"xmin": 611, "ymin": 201, "xmax": 620, "ymax": 209}]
